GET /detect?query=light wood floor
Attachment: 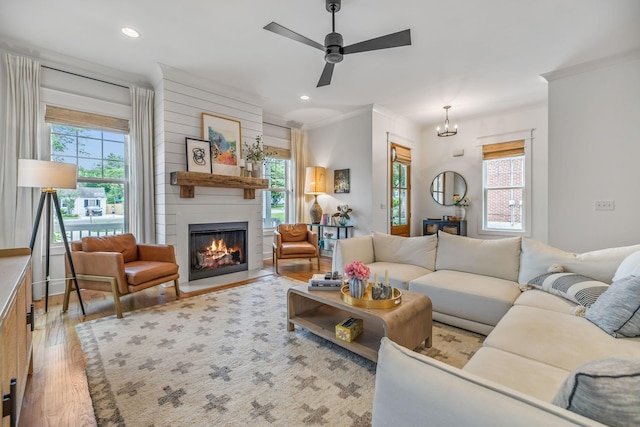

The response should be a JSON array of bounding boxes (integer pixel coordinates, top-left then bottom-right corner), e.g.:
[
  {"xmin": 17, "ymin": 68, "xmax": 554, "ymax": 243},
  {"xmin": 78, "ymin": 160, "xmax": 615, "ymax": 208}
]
[{"xmin": 19, "ymin": 257, "xmax": 331, "ymax": 427}]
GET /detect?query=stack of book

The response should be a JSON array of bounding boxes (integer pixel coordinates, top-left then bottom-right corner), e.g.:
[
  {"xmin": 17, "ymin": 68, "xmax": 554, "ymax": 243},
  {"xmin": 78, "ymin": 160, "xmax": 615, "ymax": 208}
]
[{"xmin": 308, "ymin": 273, "xmax": 344, "ymax": 290}]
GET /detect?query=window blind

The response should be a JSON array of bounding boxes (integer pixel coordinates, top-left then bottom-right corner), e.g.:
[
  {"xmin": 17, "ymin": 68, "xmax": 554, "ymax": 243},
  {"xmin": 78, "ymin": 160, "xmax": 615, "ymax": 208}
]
[
  {"xmin": 392, "ymin": 144, "xmax": 411, "ymax": 164},
  {"xmin": 482, "ymin": 140, "xmax": 524, "ymax": 160},
  {"xmin": 45, "ymin": 105, "xmax": 129, "ymax": 133}
]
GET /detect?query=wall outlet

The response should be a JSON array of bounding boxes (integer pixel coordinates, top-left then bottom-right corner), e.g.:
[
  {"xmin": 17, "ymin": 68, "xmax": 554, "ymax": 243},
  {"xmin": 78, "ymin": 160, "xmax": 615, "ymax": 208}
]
[{"xmin": 595, "ymin": 200, "xmax": 615, "ymax": 210}]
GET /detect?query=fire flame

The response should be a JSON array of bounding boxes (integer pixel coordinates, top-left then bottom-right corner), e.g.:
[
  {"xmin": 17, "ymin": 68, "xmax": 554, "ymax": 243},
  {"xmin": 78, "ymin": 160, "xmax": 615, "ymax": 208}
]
[{"xmin": 208, "ymin": 238, "xmax": 228, "ymax": 253}]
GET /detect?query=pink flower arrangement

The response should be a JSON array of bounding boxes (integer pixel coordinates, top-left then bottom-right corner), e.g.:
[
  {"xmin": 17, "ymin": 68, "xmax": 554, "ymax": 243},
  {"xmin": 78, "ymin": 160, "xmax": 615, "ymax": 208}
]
[{"xmin": 344, "ymin": 261, "xmax": 370, "ymax": 281}]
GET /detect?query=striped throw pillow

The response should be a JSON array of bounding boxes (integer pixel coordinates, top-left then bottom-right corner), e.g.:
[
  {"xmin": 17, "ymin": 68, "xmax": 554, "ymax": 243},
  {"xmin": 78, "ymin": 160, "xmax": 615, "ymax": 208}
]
[{"xmin": 528, "ymin": 272, "xmax": 609, "ymax": 307}]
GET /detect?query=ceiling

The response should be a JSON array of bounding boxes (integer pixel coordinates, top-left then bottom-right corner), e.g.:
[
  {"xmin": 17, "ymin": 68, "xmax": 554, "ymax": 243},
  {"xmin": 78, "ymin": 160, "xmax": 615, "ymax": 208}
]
[{"xmin": 1, "ymin": 0, "xmax": 639, "ymax": 128}]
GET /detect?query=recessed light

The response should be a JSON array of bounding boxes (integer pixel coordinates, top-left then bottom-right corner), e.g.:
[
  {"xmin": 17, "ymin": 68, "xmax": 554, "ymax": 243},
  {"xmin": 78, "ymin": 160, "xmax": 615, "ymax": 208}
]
[
  {"xmin": 300, "ymin": 95, "xmax": 310, "ymax": 101},
  {"xmin": 121, "ymin": 27, "xmax": 140, "ymax": 38}
]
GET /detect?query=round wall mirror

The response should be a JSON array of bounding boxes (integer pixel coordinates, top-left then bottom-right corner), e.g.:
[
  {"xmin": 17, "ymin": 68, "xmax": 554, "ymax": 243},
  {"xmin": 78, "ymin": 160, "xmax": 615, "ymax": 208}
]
[{"xmin": 430, "ymin": 171, "xmax": 467, "ymax": 206}]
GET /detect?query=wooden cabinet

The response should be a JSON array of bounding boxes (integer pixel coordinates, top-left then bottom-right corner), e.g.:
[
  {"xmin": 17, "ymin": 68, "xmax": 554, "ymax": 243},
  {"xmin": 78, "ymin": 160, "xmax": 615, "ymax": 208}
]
[
  {"xmin": 423, "ymin": 219, "xmax": 467, "ymax": 236},
  {"xmin": 1, "ymin": 249, "xmax": 33, "ymax": 427}
]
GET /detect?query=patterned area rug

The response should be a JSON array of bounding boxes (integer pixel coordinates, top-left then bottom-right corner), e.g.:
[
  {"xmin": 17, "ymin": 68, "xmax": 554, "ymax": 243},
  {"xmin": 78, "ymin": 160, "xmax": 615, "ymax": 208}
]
[{"xmin": 76, "ymin": 277, "xmax": 484, "ymax": 426}]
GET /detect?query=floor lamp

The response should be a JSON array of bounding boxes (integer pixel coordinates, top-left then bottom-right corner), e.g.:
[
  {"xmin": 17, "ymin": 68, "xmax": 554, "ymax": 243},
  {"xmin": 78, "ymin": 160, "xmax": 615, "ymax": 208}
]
[{"xmin": 18, "ymin": 159, "xmax": 85, "ymax": 314}]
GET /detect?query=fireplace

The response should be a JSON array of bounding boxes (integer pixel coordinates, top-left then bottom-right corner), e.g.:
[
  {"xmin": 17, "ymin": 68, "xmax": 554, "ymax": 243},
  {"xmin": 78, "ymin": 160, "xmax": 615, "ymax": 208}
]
[{"xmin": 188, "ymin": 222, "xmax": 248, "ymax": 281}]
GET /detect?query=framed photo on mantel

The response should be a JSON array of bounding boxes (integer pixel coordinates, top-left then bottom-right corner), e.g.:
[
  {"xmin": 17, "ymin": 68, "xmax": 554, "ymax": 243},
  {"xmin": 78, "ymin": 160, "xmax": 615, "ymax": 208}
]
[
  {"xmin": 185, "ymin": 137, "xmax": 212, "ymax": 173},
  {"xmin": 202, "ymin": 113, "xmax": 242, "ymax": 175}
]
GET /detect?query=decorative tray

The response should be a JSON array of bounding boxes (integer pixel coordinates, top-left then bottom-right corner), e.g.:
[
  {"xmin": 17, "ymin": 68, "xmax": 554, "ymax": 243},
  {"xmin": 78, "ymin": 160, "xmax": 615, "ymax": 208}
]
[{"xmin": 340, "ymin": 284, "xmax": 402, "ymax": 309}]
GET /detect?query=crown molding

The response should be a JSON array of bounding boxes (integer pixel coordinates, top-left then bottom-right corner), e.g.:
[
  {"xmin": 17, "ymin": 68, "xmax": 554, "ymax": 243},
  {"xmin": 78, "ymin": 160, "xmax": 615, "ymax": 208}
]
[{"xmin": 542, "ymin": 48, "xmax": 640, "ymax": 82}]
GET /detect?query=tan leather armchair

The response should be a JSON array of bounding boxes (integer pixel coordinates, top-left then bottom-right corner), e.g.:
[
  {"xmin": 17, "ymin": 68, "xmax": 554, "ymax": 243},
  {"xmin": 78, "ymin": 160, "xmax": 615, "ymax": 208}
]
[
  {"xmin": 63, "ymin": 233, "xmax": 180, "ymax": 318},
  {"xmin": 272, "ymin": 224, "xmax": 319, "ymax": 274}
]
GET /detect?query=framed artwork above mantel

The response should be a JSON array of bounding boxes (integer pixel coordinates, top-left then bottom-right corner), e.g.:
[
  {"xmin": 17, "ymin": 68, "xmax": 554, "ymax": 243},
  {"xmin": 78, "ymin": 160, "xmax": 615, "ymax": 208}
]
[{"xmin": 201, "ymin": 112, "xmax": 242, "ymax": 175}]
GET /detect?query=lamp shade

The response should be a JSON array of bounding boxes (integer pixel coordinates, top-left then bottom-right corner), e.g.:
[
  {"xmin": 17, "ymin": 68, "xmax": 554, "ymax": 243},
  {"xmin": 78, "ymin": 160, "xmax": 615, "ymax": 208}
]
[
  {"xmin": 18, "ymin": 159, "xmax": 77, "ymax": 189},
  {"xmin": 304, "ymin": 166, "xmax": 326, "ymax": 194}
]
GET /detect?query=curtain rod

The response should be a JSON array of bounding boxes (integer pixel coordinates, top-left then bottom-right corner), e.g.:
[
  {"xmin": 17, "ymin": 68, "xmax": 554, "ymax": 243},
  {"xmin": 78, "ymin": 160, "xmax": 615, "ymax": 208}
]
[{"xmin": 41, "ymin": 65, "xmax": 130, "ymax": 90}]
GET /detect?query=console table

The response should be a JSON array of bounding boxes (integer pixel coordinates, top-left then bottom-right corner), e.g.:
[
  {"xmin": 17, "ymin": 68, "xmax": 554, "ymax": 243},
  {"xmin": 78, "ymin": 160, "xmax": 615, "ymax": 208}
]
[
  {"xmin": 308, "ymin": 224, "xmax": 353, "ymax": 240},
  {"xmin": 423, "ymin": 219, "xmax": 467, "ymax": 236}
]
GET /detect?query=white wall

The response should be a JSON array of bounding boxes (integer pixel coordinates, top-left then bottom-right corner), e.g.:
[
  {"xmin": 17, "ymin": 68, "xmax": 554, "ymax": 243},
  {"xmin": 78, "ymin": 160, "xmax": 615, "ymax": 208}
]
[
  {"xmin": 153, "ymin": 65, "xmax": 265, "ymax": 282},
  {"xmin": 306, "ymin": 105, "xmax": 421, "ymax": 241},
  {"xmin": 307, "ymin": 108, "xmax": 373, "ymax": 244},
  {"xmin": 546, "ymin": 50, "xmax": 640, "ymax": 252},
  {"xmin": 416, "ymin": 103, "xmax": 548, "ymax": 241}
]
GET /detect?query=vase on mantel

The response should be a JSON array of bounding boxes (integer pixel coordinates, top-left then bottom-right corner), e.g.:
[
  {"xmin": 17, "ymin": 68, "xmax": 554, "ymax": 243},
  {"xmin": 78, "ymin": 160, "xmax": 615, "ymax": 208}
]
[
  {"xmin": 250, "ymin": 162, "xmax": 263, "ymax": 178},
  {"xmin": 454, "ymin": 206, "xmax": 466, "ymax": 220}
]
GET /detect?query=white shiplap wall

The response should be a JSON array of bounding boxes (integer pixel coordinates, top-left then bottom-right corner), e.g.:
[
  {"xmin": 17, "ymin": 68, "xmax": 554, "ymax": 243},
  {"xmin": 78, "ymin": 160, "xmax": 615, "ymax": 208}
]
[{"xmin": 153, "ymin": 65, "xmax": 264, "ymax": 284}]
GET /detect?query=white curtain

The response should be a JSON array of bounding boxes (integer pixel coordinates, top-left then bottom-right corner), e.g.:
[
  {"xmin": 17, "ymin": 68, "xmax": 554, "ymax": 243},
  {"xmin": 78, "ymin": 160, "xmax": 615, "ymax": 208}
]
[
  {"xmin": 0, "ymin": 53, "xmax": 41, "ymax": 249},
  {"xmin": 291, "ymin": 127, "xmax": 307, "ymax": 223},
  {"xmin": 128, "ymin": 86, "xmax": 155, "ymax": 243}
]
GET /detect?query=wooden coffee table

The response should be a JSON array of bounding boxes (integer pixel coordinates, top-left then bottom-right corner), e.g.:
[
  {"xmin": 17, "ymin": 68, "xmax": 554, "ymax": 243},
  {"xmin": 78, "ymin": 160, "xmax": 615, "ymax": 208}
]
[{"xmin": 287, "ymin": 285, "xmax": 432, "ymax": 362}]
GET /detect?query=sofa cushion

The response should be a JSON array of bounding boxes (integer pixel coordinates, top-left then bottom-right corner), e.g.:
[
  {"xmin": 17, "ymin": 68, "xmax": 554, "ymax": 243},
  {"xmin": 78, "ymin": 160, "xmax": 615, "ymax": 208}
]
[
  {"xmin": 613, "ymin": 250, "xmax": 640, "ymax": 282},
  {"xmin": 372, "ymin": 231, "xmax": 437, "ymax": 271},
  {"xmin": 124, "ymin": 261, "xmax": 179, "ymax": 285},
  {"xmin": 527, "ymin": 272, "xmax": 608, "ymax": 308},
  {"xmin": 483, "ymin": 305, "xmax": 640, "ymax": 371},
  {"xmin": 82, "ymin": 233, "xmax": 138, "ymax": 263},
  {"xmin": 277, "ymin": 224, "xmax": 308, "ymax": 242},
  {"xmin": 586, "ymin": 275, "xmax": 640, "ymax": 338},
  {"xmin": 514, "ymin": 289, "xmax": 577, "ymax": 314},
  {"xmin": 464, "ymin": 347, "xmax": 571, "ymax": 402},
  {"xmin": 552, "ymin": 358, "xmax": 640, "ymax": 426},
  {"xmin": 409, "ymin": 270, "xmax": 521, "ymax": 327},
  {"xmin": 367, "ymin": 261, "xmax": 431, "ymax": 290},
  {"xmin": 518, "ymin": 239, "xmax": 640, "ymax": 284},
  {"xmin": 435, "ymin": 232, "xmax": 521, "ymax": 282}
]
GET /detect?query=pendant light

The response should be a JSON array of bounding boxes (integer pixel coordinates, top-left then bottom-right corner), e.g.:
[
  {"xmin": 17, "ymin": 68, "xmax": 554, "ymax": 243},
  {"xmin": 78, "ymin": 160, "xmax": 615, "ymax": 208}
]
[{"xmin": 437, "ymin": 105, "xmax": 458, "ymax": 137}]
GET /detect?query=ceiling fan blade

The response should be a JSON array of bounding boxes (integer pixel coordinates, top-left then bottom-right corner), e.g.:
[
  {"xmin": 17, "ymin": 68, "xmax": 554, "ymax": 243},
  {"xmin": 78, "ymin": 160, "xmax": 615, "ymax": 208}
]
[
  {"xmin": 263, "ymin": 22, "xmax": 325, "ymax": 51},
  {"xmin": 317, "ymin": 62, "xmax": 335, "ymax": 87},
  {"xmin": 342, "ymin": 29, "xmax": 411, "ymax": 55}
]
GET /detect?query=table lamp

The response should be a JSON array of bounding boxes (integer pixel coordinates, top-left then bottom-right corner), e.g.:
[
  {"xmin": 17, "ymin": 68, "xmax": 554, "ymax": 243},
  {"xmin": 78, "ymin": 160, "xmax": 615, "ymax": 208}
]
[
  {"xmin": 18, "ymin": 159, "xmax": 85, "ymax": 314},
  {"xmin": 304, "ymin": 166, "xmax": 326, "ymax": 224}
]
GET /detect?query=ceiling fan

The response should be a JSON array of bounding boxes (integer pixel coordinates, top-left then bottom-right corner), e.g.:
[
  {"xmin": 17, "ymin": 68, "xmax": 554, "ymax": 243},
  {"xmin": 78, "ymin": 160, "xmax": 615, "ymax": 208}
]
[{"xmin": 264, "ymin": 0, "xmax": 411, "ymax": 87}]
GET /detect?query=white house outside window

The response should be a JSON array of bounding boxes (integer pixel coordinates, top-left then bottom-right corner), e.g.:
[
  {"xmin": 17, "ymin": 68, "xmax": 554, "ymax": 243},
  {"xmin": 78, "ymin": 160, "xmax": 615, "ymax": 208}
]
[
  {"xmin": 50, "ymin": 123, "xmax": 128, "ymax": 242},
  {"xmin": 482, "ymin": 140, "xmax": 525, "ymax": 232}
]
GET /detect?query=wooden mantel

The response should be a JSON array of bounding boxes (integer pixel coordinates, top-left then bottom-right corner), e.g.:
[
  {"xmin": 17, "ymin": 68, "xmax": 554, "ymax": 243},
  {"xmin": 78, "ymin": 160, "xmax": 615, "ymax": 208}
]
[{"xmin": 170, "ymin": 171, "xmax": 269, "ymax": 199}]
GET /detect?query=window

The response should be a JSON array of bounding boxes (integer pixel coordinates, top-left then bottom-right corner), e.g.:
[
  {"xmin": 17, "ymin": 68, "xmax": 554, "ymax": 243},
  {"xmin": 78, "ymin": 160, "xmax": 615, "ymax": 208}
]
[
  {"xmin": 390, "ymin": 144, "xmax": 411, "ymax": 236},
  {"xmin": 50, "ymin": 123, "xmax": 128, "ymax": 241},
  {"xmin": 482, "ymin": 140, "xmax": 525, "ymax": 232},
  {"xmin": 263, "ymin": 158, "xmax": 291, "ymax": 228}
]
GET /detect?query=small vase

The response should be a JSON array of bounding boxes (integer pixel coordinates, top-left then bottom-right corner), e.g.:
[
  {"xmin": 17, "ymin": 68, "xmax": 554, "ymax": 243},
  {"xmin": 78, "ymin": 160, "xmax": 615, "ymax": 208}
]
[
  {"xmin": 338, "ymin": 216, "xmax": 348, "ymax": 226},
  {"xmin": 349, "ymin": 278, "xmax": 366, "ymax": 299},
  {"xmin": 251, "ymin": 163, "xmax": 262, "ymax": 178},
  {"xmin": 454, "ymin": 206, "xmax": 466, "ymax": 220}
]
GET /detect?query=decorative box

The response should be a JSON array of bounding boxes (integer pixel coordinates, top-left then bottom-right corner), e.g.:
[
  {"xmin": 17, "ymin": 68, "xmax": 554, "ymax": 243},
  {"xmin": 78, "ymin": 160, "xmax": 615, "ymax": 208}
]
[{"xmin": 335, "ymin": 317, "xmax": 363, "ymax": 343}]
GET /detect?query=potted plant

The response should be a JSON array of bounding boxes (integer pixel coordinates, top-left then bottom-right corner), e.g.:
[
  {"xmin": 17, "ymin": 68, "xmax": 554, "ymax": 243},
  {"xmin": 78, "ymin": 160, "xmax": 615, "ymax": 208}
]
[
  {"xmin": 332, "ymin": 204, "xmax": 353, "ymax": 226},
  {"xmin": 243, "ymin": 135, "xmax": 275, "ymax": 178}
]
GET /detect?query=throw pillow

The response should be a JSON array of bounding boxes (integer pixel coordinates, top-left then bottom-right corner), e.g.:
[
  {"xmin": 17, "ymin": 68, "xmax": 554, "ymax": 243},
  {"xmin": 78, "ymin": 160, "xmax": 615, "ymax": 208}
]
[
  {"xmin": 527, "ymin": 272, "xmax": 609, "ymax": 308},
  {"xmin": 518, "ymin": 238, "xmax": 640, "ymax": 284},
  {"xmin": 585, "ymin": 275, "xmax": 640, "ymax": 338},
  {"xmin": 552, "ymin": 358, "xmax": 640, "ymax": 426},
  {"xmin": 613, "ymin": 250, "xmax": 640, "ymax": 282}
]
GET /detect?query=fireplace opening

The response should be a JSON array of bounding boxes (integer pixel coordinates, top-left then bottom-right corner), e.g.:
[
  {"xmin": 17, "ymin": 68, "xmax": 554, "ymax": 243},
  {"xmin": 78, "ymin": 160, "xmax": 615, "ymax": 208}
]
[{"xmin": 188, "ymin": 222, "xmax": 248, "ymax": 281}]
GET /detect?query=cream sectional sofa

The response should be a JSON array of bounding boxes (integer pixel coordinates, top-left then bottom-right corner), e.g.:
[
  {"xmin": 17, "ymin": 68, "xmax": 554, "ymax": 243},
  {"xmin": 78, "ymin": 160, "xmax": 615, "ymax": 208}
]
[{"xmin": 332, "ymin": 231, "xmax": 640, "ymax": 426}]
